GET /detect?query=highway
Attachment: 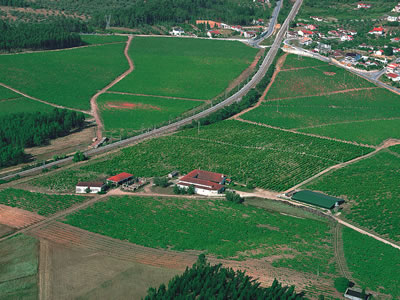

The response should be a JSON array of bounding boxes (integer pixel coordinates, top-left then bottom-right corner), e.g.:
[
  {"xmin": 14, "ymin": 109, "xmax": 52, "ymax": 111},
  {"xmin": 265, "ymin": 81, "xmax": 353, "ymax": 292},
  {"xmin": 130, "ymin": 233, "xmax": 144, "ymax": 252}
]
[{"xmin": 0, "ymin": 0, "xmax": 304, "ymax": 182}]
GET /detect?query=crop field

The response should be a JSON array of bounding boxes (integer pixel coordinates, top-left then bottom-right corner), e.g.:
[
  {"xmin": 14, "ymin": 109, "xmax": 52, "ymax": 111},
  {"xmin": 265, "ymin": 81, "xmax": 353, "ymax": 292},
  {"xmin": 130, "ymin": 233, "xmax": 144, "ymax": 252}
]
[
  {"xmin": 64, "ymin": 195, "xmax": 337, "ymax": 275},
  {"xmin": 0, "ymin": 97, "xmax": 54, "ymax": 117},
  {"xmin": 300, "ymin": 118, "xmax": 400, "ymax": 146},
  {"xmin": 98, "ymin": 93, "xmax": 203, "ymax": 132},
  {"xmin": 0, "ymin": 42, "xmax": 127, "ymax": 110},
  {"xmin": 265, "ymin": 64, "xmax": 373, "ymax": 100},
  {"xmin": 0, "ymin": 234, "xmax": 38, "ymax": 299},
  {"xmin": 0, "ymin": 84, "xmax": 21, "ymax": 100},
  {"xmin": 307, "ymin": 151, "xmax": 400, "ymax": 241},
  {"xmin": 343, "ymin": 227, "xmax": 400, "ymax": 298},
  {"xmin": 80, "ymin": 34, "xmax": 128, "ymax": 45},
  {"xmin": 241, "ymin": 87, "xmax": 400, "ymax": 145},
  {"xmin": 0, "ymin": 188, "xmax": 88, "ymax": 216},
  {"xmin": 33, "ymin": 120, "xmax": 371, "ymax": 192},
  {"xmin": 110, "ymin": 37, "xmax": 258, "ymax": 99},
  {"xmin": 281, "ymin": 54, "xmax": 327, "ymax": 70},
  {"xmin": 390, "ymin": 144, "xmax": 400, "ymax": 155}
]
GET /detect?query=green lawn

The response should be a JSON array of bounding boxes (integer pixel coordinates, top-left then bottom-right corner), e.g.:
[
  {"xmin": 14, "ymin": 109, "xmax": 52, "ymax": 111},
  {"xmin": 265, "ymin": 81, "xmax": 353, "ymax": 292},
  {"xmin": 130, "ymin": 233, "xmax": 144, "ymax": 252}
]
[
  {"xmin": 0, "ymin": 188, "xmax": 88, "ymax": 216},
  {"xmin": 307, "ymin": 151, "xmax": 400, "ymax": 242},
  {"xmin": 33, "ymin": 120, "xmax": 371, "ymax": 192},
  {"xmin": 281, "ymin": 54, "xmax": 327, "ymax": 70},
  {"xmin": 0, "ymin": 234, "xmax": 38, "ymax": 300},
  {"xmin": 64, "ymin": 195, "xmax": 336, "ymax": 275},
  {"xmin": 98, "ymin": 93, "xmax": 203, "ymax": 132},
  {"xmin": 300, "ymin": 119, "xmax": 400, "ymax": 146},
  {"xmin": 343, "ymin": 227, "xmax": 400, "ymax": 298},
  {"xmin": 80, "ymin": 34, "xmax": 128, "ymax": 45},
  {"xmin": 0, "ymin": 43, "xmax": 127, "ymax": 110},
  {"xmin": 110, "ymin": 37, "xmax": 258, "ymax": 99},
  {"xmin": 266, "ymin": 64, "xmax": 373, "ymax": 100}
]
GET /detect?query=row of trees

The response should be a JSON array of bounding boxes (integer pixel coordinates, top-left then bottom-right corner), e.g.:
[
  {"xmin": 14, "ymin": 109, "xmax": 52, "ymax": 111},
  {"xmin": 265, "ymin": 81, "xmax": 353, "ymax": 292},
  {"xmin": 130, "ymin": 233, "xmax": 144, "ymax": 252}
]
[
  {"xmin": 145, "ymin": 254, "xmax": 305, "ymax": 299},
  {"xmin": 0, "ymin": 109, "xmax": 85, "ymax": 167},
  {"xmin": 0, "ymin": 18, "xmax": 87, "ymax": 51}
]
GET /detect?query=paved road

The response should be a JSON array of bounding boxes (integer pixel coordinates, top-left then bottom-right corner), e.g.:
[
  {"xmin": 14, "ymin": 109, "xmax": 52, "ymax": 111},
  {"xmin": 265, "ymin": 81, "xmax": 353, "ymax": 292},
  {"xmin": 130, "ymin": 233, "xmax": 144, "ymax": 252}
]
[
  {"xmin": 250, "ymin": 0, "xmax": 283, "ymax": 47},
  {"xmin": 0, "ymin": 0, "xmax": 303, "ymax": 182}
]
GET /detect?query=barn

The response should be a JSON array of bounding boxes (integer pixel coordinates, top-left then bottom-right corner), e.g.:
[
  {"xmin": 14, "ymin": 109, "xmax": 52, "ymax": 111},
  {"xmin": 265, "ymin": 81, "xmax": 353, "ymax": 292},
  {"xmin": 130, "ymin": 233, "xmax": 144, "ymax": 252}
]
[
  {"xmin": 177, "ymin": 169, "xmax": 226, "ymax": 196},
  {"xmin": 291, "ymin": 190, "xmax": 344, "ymax": 209},
  {"xmin": 106, "ymin": 172, "xmax": 134, "ymax": 186}
]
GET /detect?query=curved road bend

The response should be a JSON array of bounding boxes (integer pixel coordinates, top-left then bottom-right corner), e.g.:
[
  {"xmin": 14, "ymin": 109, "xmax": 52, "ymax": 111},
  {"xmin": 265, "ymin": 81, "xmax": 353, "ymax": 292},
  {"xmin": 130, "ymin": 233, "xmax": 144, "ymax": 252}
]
[{"xmin": 0, "ymin": 0, "xmax": 303, "ymax": 181}]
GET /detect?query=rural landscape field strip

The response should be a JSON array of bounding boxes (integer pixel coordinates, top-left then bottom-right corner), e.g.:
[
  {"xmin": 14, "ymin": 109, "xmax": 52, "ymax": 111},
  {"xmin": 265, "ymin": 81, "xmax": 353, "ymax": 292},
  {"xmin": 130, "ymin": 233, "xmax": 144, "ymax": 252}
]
[
  {"xmin": 307, "ymin": 150, "xmax": 400, "ymax": 242},
  {"xmin": 63, "ymin": 195, "xmax": 337, "ymax": 275},
  {"xmin": 90, "ymin": 35, "xmax": 134, "ymax": 143},
  {"xmin": 0, "ymin": 97, "xmax": 54, "ymax": 117},
  {"xmin": 106, "ymin": 91, "xmax": 207, "ymax": 102},
  {"xmin": 0, "ymin": 204, "xmax": 45, "ymax": 229},
  {"xmin": 0, "ymin": 41, "xmax": 128, "ymax": 110},
  {"xmin": 343, "ymin": 227, "xmax": 400, "ymax": 298},
  {"xmin": 110, "ymin": 37, "xmax": 259, "ymax": 100}
]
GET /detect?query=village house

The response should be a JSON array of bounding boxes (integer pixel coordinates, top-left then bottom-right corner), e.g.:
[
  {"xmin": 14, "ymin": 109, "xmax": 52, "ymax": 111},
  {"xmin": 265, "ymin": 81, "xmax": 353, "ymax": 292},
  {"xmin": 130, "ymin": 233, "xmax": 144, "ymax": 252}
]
[
  {"xmin": 374, "ymin": 49, "xmax": 384, "ymax": 56},
  {"xmin": 177, "ymin": 169, "xmax": 227, "ymax": 196},
  {"xmin": 387, "ymin": 63, "xmax": 400, "ymax": 73},
  {"xmin": 391, "ymin": 37, "xmax": 400, "ymax": 42},
  {"xmin": 344, "ymin": 287, "xmax": 371, "ymax": 300},
  {"xmin": 310, "ymin": 16, "xmax": 323, "ymax": 22},
  {"xmin": 340, "ymin": 35, "xmax": 354, "ymax": 41},
  {"xmin": 386, "ymin": 72, "xmax": 400, "ymax": 81},
  {"xmin": 298, "ymin": 29, "xmax": 313, "ymax": 37},
  {"xmin": 392, "ymin": 3, "xmax": 400, "ymax": 12},
  {"xmin": 244, "ymin": 31, "xmax": 257, "ymax": 38},
  {"xmin": 305, "ymin": 24, "xmax": 317, "ymax": 30},
  {"xmin": 387, "ymin": 15, "xmax": 399, "ymax": 22},
  {"xmin": 299, "ymin": 37, "xmax": 313, "ymax": 46},
  {"xmin": 393, "ymin": 47, "xmax": 400, "ymax": 53},
  {"xmin": 76, "ymin": 182, "xmax": 106, "ymax": 194},
  {"xmin": 170, "ymin": 27, "xmax": 184, "ymax": 36},
  {"xmin": 357, "ymin": 3, "xmax": 371, "ymax": 9},
  {"xmin": 106, "ymin": 172, "xmax": 134, "ymax": 186},
  {"xmin": 207, "ymin": 30, "xmax": 221, "ymax": 38},
  {"xmin": 368, "ymin": 27, "xmax": 384, "ymax": 35}
]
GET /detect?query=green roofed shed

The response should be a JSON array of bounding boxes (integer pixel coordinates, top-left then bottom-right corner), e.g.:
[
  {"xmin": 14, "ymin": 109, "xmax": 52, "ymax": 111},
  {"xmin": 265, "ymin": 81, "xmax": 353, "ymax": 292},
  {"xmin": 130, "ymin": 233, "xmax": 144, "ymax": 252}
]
[{"xmin": 292, "ymin": 190, "xmax": 344, "ymax": 209}]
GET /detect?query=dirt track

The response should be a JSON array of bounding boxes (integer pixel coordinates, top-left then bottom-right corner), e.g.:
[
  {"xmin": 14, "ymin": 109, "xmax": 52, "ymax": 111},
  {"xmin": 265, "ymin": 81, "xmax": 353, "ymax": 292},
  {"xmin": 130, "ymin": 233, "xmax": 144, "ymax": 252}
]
[
  {"xmin": 90, "ymin": 35, "xmax": 134, "ymax": 145},
  {"xmin": 106, "ymin": 91, "xmax": 206, "ymax": 102},
  {"xmin": 0, "ymin": 82, "xmax": 91, "ymax": 115}
]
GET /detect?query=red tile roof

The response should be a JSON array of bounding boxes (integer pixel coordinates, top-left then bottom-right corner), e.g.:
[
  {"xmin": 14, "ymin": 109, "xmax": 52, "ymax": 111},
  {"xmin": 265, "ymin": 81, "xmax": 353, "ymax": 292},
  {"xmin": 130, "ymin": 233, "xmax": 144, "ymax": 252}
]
[
  {"xmin": 107, "ymin": 172, "xmax": 133, "ymax": 183},
  {"xmin": 387, "ymin": 73, "xmax": 399, "ymax": 79},
  {"xmin": 178, "ymin": 170, "xmax": 225, "ymax": 191}
]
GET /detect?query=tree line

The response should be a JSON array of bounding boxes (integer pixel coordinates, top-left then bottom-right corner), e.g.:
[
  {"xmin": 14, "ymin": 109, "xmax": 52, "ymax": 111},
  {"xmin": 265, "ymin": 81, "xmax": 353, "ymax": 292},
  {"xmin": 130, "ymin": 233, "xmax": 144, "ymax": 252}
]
[
  {"xmin": 0, "ymin": 18, "xmax": 87, "ymax": 51},
  {"xmin": 145, "ymin": 254, "xmax": 305, "ymax": 299},
  {"xmin": 0, "ymin": 109, "xmax": 85, "ymax": 167}
]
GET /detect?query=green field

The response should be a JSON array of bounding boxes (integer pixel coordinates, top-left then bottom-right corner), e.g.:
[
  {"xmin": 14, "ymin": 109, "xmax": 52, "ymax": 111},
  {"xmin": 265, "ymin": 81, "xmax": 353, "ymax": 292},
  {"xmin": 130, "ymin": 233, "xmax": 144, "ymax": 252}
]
[
  {"xmin": 33, "ymin": 120, "xmax": 371, "ymax": 192},
  {"xmin": 0, "ymin": 98, "xmax": 54, "ymax": 117},
  {"xmin": 0, "ymin": 234, "xmax": 38, "ymax": 300},
  {"xmin": 98, "ymin": 93, "xmax": 203, "ymax": 132},
  {"xmin": 307, "ymin": 151, "xmax": 400, "ymax": 241},
  {"xmin": 343, "ymin": 227, "xmax": 400, "ymax": 298},
  {"xmin": 281, "ymin": 55, "xmax": 327, "ymax": 70},
  {"xmin": 265, "ymin": 63, "xmax": 373, "ymax": 100},
  {"xmin": 65, "ymin": 195, "xmax": 337, "ymax": 275},
  {"xmin": 0, "ymin": 85, "xmax": 22, "ymax": 100},
  {"xmin": 110, "ymin": 37, "xmax": 258, "ymax": 99},
  {"xmin": 300, "ymin": 118, "xmax": 400, "ymax": 146},
  {"xmin": 80, "ymin": 34, "xmax": 128, "ymax": 45},
  {"xmin": 390, "ymin": 144, "xmax": 400, "ymax": 155},
  {"xmin": 0, "ymin": 188, "xmax": 88, "ymax": 216},
  {"xmin": 0, "ymin": 42, "xmax": 127, "ymax": 110}
]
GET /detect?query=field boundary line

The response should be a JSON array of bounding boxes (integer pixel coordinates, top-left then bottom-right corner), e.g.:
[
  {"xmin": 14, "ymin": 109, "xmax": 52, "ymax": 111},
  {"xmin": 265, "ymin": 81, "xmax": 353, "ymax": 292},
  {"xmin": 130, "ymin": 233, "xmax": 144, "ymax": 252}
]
[
  {"xmin": 333, "ymin": 223, "xmax": 353, "ymax": 280},
  {"xmin": 230, "ymin": 53, "xmax": 288, "ymax": 120},
  {"xmin": 265, "ymin": 87, "xmax": 379, "ymax": 102},
  {"xmin": 91, "ymin": 35, "xmax": 134, "ymax": 146},
  {"xmin": 38, "ymin": 239, "xmax": 51, "ymax": 300},
  {"xmin": 282, "ymin": 139, "xmax": 400, "ymax": 194},
  {"xmin": 294, "ymin": 117, "xmax": 400, "ymax": 131},
  {"xmin": 280, "ymin": 64, "xmax": 328, "ymax": 71},
  {"xmin": 105, "ymin": 91, "xmax": 207, "ymax": 102},
  {"xmin": 0, "ymin": 82, "xmax": 91, "ymax": 115},
  {"xmin": 235, "ymin": 118, "xmax": 375, "ymax": 148},
  {"xmin": 0, "ymin": 41, "xmax": 126, "ymax": 56}
]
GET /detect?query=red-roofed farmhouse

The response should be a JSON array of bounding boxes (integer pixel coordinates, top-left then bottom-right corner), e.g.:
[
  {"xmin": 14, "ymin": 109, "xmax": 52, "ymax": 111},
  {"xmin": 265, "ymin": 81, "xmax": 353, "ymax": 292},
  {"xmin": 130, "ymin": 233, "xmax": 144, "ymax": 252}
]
[
  {"xmin": 177, "ymin": 169, "xmax": 226, "ymax": 196},
  {"xmin": 107, "ymin": 172, "xmax": 134, "ymax": 185}
]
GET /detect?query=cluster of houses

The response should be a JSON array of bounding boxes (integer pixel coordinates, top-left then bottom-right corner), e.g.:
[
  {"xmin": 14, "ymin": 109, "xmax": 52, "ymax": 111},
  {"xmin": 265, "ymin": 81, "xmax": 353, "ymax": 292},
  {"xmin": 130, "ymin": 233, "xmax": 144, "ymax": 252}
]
[
  {"xmin": 356, "ymin": 3, "xmax": 372, "ymax": 9},
  {"xmin": 76, "ymin": 172, "xmax": 134, "ymax": 194},
  {"xmin": 196, "ymin": 20, "xmax": 260, "ymax": 39},
  {"xmin": 385, "ymin": 62, "xmax": 400, "ymax": 81}
]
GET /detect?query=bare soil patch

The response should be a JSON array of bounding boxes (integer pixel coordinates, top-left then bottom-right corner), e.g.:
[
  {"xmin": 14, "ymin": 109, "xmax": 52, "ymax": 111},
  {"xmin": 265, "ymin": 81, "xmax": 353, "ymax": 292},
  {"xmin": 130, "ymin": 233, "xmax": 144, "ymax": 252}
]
[
  {"xmin": 324, "ymin": 72, "xmax": 336, "ymax": 76},
  {"xmin": 0, "ymin": 224, "xmax": 14, "ymax": 238},
  {"xmin": 0, "ymin": 204, "xmax": 45, "ymax": 229},
  {"xmin": 106, "ymin": 102, "xmax": 161, "ymax": 111}
]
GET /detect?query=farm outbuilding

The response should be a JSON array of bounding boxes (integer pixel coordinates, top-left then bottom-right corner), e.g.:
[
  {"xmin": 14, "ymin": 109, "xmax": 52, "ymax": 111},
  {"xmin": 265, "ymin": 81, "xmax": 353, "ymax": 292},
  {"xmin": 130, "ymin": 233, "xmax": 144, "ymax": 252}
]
[
  {"xmin": 291, "ymin": 190, "xmax": 344, "ymax": 209},
  {"xmin": 177, "ymin": 169, "xmax": 226, "ymax": 196},
  {"xmin": 76, "ymin": 182, "xmax": 106, "ymax": 194},
  {"xmin": 106, "ymin": 172, "xmax": 134, "ymax": 186}
]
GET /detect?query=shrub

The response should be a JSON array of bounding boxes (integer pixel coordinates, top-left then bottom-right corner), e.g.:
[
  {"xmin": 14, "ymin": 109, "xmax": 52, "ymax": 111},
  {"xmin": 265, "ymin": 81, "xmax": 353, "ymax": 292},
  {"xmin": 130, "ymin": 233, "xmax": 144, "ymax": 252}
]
[
  {"xmin": 225, "ymin": 191, "xmax": 244, "ymax": 204},
  {"xmin": 334, "ymin": 277, "xmax": 350, "ymax": 293},
  {"xmin": 153, "ymin": 177, "xmax": 169, "ymax": 187}
]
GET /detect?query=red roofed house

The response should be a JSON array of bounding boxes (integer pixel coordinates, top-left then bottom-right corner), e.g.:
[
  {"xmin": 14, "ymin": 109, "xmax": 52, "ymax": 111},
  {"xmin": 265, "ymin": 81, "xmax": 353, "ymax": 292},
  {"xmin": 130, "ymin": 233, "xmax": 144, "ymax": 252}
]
[
  {"xmin": 386, "ymin": 72, "xmax": 400, "ymax": 81},
  {"xmin": 207, "ymin": 30, "xmax": 221, "ymax": 38},
  {"xmin": 393, "ymin": 48, "xmax": 400, "ymax": 53},
  {"xmin": 306, "ymin": 24, "xmax": 317, "ymax": 30},
  {"xmin": 357, "ymin": 3, "xmax": 371, "ymax": 9},
  {"xmin": 298, "ymin": 29, "xmax": 314, "ymax": 37},
  {"xmin": 177, "ymin": 169, "xmax": 226, "ymax": 196},
  {"xmin": 368, "ymin": 27, "xmax": 384, "ymax": 35},
  {"xmin": 107, "ymin": 172, "xmax": 134, "ymax": 186}
]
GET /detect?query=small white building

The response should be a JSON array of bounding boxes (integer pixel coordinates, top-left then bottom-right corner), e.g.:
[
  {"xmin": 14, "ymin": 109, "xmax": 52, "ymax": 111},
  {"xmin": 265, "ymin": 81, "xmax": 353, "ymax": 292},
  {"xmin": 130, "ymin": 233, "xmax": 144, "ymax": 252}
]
[
  {"xmin": 76, "ymin": 182, "xmax": 105, "ymax": 194},
  {"xmin": 170, "ymin": 27, "xmax": 184, "ymax": 36},
  {"xmin": 344, "ymin": 287, "xmax": 370, "ymax": 300}
]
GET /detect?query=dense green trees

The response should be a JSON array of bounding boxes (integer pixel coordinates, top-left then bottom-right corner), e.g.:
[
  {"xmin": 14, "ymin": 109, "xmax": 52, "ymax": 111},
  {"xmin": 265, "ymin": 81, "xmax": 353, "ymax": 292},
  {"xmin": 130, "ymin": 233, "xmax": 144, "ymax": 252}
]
[
  {"xmin": 145, "ymin": 254, "xmax": 305, "ymax": 299},
  {"xmin": 0, "ymin": 109, "xmax": 85, "ymax": 167},
  {"xmin": 0, "ymin": 19, "xmax": 86, "ymax": 51}
]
